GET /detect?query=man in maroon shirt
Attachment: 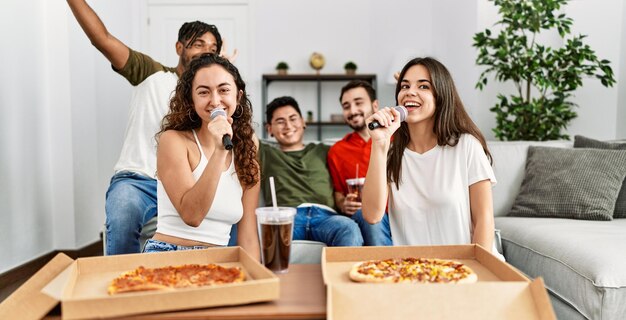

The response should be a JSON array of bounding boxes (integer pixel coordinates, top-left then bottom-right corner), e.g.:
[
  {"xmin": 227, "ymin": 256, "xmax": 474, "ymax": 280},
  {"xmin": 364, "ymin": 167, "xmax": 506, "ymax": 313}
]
[{"xmin": 327, "ymin": 80, "xmax": 392, "ymax": 245}]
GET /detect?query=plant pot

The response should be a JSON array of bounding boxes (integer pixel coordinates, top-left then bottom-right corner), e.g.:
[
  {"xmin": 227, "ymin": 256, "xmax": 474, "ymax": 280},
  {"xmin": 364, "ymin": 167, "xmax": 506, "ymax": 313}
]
[
  {"xmin": 277, "ymin": 69, "xmax": 288, "ymax": 75},
  {"xmin": 345, "ymin": 69, "xmax": 356, "ymax": 76}
]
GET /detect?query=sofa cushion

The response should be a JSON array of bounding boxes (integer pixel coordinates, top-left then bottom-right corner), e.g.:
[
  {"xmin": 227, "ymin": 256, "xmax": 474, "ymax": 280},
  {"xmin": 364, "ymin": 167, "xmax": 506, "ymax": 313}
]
[
  {"xmin": 290, "ymin": 240, "xmax": 325, "ymax": 264},
  {"xmin": 574, "ymin": 135, "xmax": 626, "ymax": 218},
  {"xmin": 508, "ymin": 146, "xmax": 626, "ymax": 220},
  {"xmin": 487, "ymin": 140, "xmax": 572, "ymax": 217},
  {"xmin": 496, "ymin": 217, "xmax": 626, "ymax": 320}
]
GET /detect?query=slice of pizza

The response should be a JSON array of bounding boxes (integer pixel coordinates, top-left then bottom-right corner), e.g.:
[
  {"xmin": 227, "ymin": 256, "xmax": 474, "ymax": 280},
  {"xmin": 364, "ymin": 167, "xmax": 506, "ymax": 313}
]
[
  {"xmin": 349, "ymin": 257, "xmax": 477, "ymax": 284},
  {"xmin": 108, "ymin": 264, "xmax": 245, "ymax": 295}
]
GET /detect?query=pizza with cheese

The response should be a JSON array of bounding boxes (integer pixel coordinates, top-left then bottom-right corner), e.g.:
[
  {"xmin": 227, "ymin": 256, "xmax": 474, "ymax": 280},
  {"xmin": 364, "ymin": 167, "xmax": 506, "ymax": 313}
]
[
  {"xmin": 349, "ymin": 257, "xmax": 477, "ymax": 284},
  {"xmin": 108, "ymin": 264, "xmax": 245, "ymax": 295}
]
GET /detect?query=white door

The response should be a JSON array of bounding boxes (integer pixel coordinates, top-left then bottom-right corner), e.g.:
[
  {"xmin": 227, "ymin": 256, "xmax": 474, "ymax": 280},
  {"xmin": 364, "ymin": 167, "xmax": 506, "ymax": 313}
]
[{"xmin": 146, "ymin": 1, "xmax": 249, "ymax": 79}]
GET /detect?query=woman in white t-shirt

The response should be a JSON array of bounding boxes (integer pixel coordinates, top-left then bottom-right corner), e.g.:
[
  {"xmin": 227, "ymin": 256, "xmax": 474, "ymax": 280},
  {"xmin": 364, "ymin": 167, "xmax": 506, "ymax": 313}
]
[
  {"xmin": 362, "ymin": 57, "xmax": 498, "ymax": 253},
  {"xmin": 145, "ymin": 54, "xmax": 260, "ymax": 259}
]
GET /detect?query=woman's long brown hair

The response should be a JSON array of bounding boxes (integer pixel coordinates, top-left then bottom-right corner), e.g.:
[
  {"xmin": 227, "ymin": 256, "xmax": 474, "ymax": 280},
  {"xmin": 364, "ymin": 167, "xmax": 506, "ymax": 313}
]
[
  {"xmin": 388, "ymin": 57, "xmax": 492, "ymax": 189},
  {"xmin": 157, "ymin": 53, "xmax": 259, "ymax": 189}
]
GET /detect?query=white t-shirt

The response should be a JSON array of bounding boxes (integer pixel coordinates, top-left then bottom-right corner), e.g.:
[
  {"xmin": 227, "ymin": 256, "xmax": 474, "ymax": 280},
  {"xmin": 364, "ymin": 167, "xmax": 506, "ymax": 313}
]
[
  {"xmin": 113, "ymin": 71, "xmax": 177, "ymax": 178},
  {"xmin": 112, "ymin": 49, "xmax": 178, "ymax": 178},
  {"xmin": 389, "ymin": 134, "xmax": 497, "ymax": 246}
]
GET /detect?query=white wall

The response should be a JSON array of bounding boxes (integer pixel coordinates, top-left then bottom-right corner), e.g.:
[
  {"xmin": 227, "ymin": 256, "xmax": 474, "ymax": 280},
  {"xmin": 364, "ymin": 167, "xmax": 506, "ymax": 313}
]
[
  {"xmin": 251, "ymin": 0, "xmax": 435, "ymax": 141},
  {"xmin": 566, "ymin": 0, "xmax": 623, "ymax": 140},
  {"xmin": 431, "ymin": 0, "xmax": 480, "ymax": 128},
  {"xmin": 1, "ymin": 0, "xmax": 74, "ymax": 272},
  {"xmin": 618, "ymin": 0, "xmax": 626, "ymax": 139},
  {"xmin": 1, "ymin": 0, "xmax": 625, "ymax": 273}
]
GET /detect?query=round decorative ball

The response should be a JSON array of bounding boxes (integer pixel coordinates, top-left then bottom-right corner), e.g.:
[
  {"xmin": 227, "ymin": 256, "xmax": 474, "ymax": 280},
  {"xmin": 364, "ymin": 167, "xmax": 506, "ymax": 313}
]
[{"xmin": 309, "ymin": 52, "xmax": 325, "ymax": 71}]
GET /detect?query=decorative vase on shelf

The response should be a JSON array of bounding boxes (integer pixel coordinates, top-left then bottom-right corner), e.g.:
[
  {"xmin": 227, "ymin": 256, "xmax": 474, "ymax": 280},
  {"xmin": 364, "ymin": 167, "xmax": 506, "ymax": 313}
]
[
  {"xmin": 275, "ymin": 61, "xmax": 289, "ymax": 75},
  {"xmin": 306, "ymin": 111, "xmax": 313, "ymax": 123},
  {"xmin": 309, "ymin": 52, "xmax": 325, "ymax": 75},
  {"xmin": 344, "ymin": 61, "xmax": 357, "ymax": 75}
]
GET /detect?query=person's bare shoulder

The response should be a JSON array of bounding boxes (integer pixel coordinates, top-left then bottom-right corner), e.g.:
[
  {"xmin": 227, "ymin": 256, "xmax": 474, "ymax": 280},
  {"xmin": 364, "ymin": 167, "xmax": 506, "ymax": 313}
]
[
  {"xmin": 159, "ymin": 130, "xmax": 190, "ymax": 145},
  {"xmin": 158, "ymin": 130, "xmax": 198, "ymax": 157}
]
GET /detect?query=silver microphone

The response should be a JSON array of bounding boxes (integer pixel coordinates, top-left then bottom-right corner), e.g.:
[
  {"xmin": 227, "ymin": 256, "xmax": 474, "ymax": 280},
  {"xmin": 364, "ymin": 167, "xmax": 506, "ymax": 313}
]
[
  {"xmin": 368, "ymin": 106, "xmax": 408, "ymax": 130},
  {"xmin": 209, "ymin": 108, "xmax": 234, "ymax": 150}
]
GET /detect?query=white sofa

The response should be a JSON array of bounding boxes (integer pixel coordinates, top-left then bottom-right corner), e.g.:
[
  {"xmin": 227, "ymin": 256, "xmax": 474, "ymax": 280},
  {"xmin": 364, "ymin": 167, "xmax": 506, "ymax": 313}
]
[{"xmin": 489, "ymin": 140, "xmax": 626, "ymax": 320}]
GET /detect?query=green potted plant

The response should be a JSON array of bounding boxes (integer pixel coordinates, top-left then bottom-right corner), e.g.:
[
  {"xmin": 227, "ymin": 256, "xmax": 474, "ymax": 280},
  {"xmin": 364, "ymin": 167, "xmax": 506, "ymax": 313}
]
[
  {"xmin": 344, "ymin": 61, "xmax": 357, "ymax": 75},
  {"xmin": 473, "ymin": 0, "xmax": 615, "ymax": 141},
  {"xmin": 275, "ymin": 61, "xmax": 289, "ymax": 75}
]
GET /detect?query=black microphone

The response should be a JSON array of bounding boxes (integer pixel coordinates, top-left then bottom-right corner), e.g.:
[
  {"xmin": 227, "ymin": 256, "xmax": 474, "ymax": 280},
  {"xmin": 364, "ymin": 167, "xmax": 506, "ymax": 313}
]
[
  {"xmin": 368, "ymin": 106, "xmax": 408, "ymax": 130},
  {"xmin": 209, "ymin": 108, "xmax": 234, "ymax": 150}
]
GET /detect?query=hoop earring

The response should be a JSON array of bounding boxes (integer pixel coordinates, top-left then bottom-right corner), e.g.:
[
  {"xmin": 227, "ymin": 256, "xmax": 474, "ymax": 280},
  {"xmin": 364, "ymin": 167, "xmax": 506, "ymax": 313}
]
[
  {"xmin": 187, "ymin": 109, "xmax": 196, "ymax": 122},
  {"xmin": 232, "ymin": 105, "xmax": 243, "ymax": 119}
]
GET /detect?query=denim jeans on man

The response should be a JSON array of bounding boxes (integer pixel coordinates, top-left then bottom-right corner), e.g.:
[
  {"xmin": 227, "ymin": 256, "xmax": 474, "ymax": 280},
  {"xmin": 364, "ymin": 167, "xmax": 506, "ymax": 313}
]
[
  {"xmin": 294, "ymin": 205, "xmax": 363, "ymax": 246},
  {"xmin": 350, "ymin": 210, "xmax": 392, "ymax": 246},
  {"xmin": 105, "ymin": 171, "xmax": 158, "ymax": 255}
]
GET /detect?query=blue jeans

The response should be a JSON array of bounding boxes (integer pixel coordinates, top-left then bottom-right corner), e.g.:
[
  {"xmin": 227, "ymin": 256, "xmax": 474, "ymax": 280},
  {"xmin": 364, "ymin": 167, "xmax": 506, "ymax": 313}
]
[
  {"xmin": 294, "ymin": 206, "xmax": 363, "ymax": 246},
  {"xmin": 105, "ymin": 171, "xmax": 158, "ymax": 255},
  {"xmin": 228, "ymin": 224, "xmax": 238, "ymax": 246},
  {"xmin": 351, "ymin": 210, "xmax": 392, "ymax": 246},
  {"xmin": 143, "ymin": 239, "xmax": 209, "ymax": 253}
]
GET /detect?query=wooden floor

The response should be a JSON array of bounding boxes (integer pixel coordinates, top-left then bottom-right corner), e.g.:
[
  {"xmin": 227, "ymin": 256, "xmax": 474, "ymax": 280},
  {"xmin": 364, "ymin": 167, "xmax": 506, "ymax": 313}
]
[
  {"xmin": 0, "ymin": 239, "xmax": 103, "ymax": 302},
  {"xmin": 0, "ymin": 281, "xmax": 24, "ymax": 303}
]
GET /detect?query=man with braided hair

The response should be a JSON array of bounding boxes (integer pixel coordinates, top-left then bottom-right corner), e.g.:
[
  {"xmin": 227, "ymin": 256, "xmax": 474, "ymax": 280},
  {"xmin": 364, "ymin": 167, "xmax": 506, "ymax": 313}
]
[{"xmin": 67, "ymin": 0, "xmax": 237, "ymax": 255}]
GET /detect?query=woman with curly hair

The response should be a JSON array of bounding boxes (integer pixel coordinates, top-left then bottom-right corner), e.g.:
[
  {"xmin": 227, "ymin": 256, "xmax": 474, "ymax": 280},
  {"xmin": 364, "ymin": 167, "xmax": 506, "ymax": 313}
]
[{"xmin": 144, "ymin": 53, "xmax": 260, "ymax": 259}]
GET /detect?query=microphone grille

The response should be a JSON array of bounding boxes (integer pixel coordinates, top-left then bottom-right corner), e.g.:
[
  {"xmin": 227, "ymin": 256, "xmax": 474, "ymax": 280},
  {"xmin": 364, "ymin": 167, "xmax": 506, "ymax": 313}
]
[
  {"xmin": 395, "ymin": 106, "xmax": 408, "ymax": 122},
  {"xmin": 210, "ymin": 108, "xmax": 226, "ymax": 120}
]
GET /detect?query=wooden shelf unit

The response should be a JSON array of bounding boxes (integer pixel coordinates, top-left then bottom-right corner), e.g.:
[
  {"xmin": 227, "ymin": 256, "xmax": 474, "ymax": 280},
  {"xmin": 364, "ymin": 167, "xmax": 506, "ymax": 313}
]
[{"xmin": 261, "ymin": 73, "xmax": 377, "ymax": 140}]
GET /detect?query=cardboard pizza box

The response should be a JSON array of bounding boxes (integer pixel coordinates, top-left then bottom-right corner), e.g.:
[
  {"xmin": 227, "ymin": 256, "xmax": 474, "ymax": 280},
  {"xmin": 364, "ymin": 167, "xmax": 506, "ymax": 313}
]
[
  {"xmin": 2, "ymin": 247, "xmax": 279, "ymax": 320},
  {"xmin": 0, "ymin": 253, "xmax": 74, "ymax": 320},
  {"xmin": 322, "ymin": 245, "xmax": 556, "ymax": 320},
  {"xmin": 327, "ymin": 279, "xmax": 554, "ymax": 320}
]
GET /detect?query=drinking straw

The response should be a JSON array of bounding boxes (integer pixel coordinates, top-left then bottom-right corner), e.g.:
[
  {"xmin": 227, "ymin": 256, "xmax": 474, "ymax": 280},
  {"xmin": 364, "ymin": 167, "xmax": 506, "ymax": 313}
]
[{"xmin": 269, "ymin": 176, "xmax": 278, "ymax": 209}]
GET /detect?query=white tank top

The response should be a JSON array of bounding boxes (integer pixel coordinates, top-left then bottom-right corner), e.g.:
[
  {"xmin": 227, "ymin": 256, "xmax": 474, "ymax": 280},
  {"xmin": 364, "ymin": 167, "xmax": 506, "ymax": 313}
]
[{"xmin": 156, "ymin": 130, "xmax": 243, "ymax": 245}]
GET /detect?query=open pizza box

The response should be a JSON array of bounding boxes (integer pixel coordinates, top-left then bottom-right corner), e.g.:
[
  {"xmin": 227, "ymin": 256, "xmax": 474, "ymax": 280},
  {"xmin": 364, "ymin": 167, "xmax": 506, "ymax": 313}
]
[
  {"xmin": 322, "ymin": 244, "xmax": 556, "ymax": 320},
  {"xmin": 1, "ymin": 247, "xmax": 278, "ymax": 320}
]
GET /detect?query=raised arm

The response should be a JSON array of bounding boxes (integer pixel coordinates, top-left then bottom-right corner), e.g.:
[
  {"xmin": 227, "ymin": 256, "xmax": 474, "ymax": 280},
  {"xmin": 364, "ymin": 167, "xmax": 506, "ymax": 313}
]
[
  {"xmin": 67, "ymin": 0, "xmax": 129, "ymax": 70},
  {"xmin": 157, "ymin": 130, "xmax": 229, "ymax": 228},
  {"xmin": 361, "ymin": 139, "xmax": 389, "ymax": 223},
  {"xmin": 361, "ymin": 107, "xmax": 401, "ymax": 223}
]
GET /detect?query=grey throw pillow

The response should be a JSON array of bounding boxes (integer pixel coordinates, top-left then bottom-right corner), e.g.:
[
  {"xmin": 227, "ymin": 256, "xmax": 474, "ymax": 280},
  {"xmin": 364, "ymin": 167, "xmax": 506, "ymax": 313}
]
[
  {"xmin": 574, "ymin": 135, "xmax": 626, "ymax": 218},
  {"xmin": 509, "ymin": 146, "xmax": 626, "ymax": 221}
]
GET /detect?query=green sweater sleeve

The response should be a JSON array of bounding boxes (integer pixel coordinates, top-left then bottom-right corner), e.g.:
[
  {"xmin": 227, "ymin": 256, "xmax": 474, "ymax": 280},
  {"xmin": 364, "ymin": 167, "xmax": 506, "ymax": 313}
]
[{"xmin": 113, "ymin": 48, "xmax": 177, "ymax": 86}]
